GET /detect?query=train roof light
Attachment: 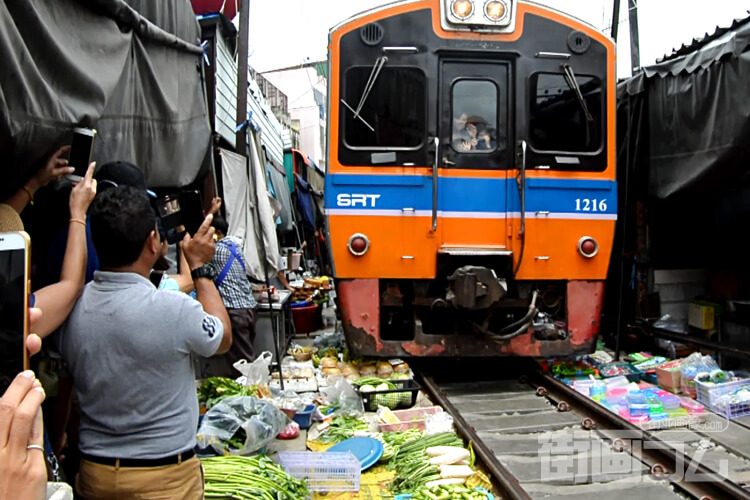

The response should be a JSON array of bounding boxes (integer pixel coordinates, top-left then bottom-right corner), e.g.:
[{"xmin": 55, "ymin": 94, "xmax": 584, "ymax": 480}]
[
  {"xmin": 451, "ymin": 0, "xmax": 474, "ymax": 20},
  {"xmin": 484, "ymin": 1, "xmax": 509, "ymax": 23},
  {"xmin": 442, "ymin": 0, "xmax": 516, "ymax": 31}
]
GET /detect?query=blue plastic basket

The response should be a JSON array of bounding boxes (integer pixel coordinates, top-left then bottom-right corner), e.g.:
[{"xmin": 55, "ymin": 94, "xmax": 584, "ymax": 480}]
[{"xmin": 293, "ymin": 404, "xmax": 316, "ymax": 429}]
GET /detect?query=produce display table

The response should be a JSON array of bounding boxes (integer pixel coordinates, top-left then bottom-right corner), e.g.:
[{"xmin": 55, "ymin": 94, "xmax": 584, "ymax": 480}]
[{"xmin": 254, "ymin": 289, "xmax": 292, "ymax": 363}]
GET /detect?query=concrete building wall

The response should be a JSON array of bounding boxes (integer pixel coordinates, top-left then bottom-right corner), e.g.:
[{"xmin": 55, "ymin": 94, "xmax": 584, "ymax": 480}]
[{"xmin": 262, "ymin": 67, "xmax": 326, "ymax": 168}]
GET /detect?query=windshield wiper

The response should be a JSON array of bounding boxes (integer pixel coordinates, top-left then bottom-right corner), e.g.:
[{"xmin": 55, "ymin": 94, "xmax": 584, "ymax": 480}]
[
  {"xmin": 561, "ymin": 63, "xmax": 593, "ymax": 123},
  {"xmin": 340, "ymin": 56, "xmax": 388, "ymax": 132}
]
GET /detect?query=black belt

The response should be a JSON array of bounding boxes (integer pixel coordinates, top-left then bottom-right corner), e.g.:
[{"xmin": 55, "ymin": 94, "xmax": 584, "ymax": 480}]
[{"xmin": 81, "ymin": 449, "xmax": 195, "ymax": 468}]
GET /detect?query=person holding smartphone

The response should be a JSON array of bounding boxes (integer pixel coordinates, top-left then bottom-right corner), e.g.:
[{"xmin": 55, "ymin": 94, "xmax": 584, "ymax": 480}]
[
  {"xmin": 58, "ymin": 186, "xmax": 231, "ymax": 500},
  {"xmin": 3, "ymin": 145, "xmax": 76, "ymax": 215},
  {"xmin": 0, "ymin": 162, "xmax": 97, "ymax": 339},
  {"xmin": 0, "ymin": 311, "xmax": 48, "ymax": 500}
]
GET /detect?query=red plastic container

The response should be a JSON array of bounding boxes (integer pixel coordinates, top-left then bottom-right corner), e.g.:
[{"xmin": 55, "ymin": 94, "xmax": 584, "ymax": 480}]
[{"xmin": 292, "ymin": 304, "xmax": 319, "ymax": 334}]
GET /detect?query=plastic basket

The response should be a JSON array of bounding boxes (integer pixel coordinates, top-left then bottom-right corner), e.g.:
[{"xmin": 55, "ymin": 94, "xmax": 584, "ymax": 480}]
[
  {"xmin": 293, "ymin": 404, "xmax": 316, "ymax": 429},
  {"xmin": 356, "ymin": 379, "xmax": 421, "ymax": 412},
  {"xmin": 378, "ymin": 405, "xmax": 442, "ymax": 432},
  {"xmin": 278, "ymin": 451, "xmax": 360, "ymax": 492},
  {"xmin": 696, "ymin": 377, "xmax": 750, "ymax": 419}
]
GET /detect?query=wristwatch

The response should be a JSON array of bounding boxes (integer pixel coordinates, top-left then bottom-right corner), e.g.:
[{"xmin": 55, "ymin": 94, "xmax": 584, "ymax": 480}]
[{"xmin": 191, "ymin": 265, "xmax": 216, "ymax": 281}]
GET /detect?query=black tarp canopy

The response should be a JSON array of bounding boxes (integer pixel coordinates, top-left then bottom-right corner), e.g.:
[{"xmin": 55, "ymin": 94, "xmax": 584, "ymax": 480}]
[
  {"xmin": 0, "ymin": 0, "xmax": 212, "ymax": 201},
  {"xmin": 616, "ymin": 15, "xmax": 750, "ymax": 269}
]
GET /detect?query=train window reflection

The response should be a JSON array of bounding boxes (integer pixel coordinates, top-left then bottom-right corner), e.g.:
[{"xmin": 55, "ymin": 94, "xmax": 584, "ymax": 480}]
[
  {"xmin": 452, "ymin": 80, "xmax": 498, "ymax": 153},
  {"xmin": 343, "ymin": 67, "xmax": 426, "ymax": 149},
  {"xmin": 530, "ymin": 73, "xmax": 603, "ymax": 153}
]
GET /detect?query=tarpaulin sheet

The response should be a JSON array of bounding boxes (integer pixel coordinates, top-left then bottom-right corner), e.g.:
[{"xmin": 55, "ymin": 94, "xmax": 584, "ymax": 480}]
[
  {"xmin": 219, "ymin": 147, "xmax": 279, "ymax": 282},
  {"xmin": 0, "ymin": 0, "xmax": 212, "ymax": 200},
  {"xmin": 268, "ymin": 162, "xmax": 294, "ymax": 236},
  {"xmin": 295, "ymin": 174, "xmax": 315, "ymax": 231},
  {"xmin": 613, "ymin": 15, "xmax": 750, "ymax": 271},
  {"xmin": 618, "ymin": 17, "xmax": 750, "ymax": 201}
]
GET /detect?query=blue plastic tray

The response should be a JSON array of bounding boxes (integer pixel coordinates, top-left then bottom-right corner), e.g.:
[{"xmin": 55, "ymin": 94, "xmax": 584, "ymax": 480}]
[{"xmin": 326, "ymin": 437, "xmax": 383, "ymax": 471}]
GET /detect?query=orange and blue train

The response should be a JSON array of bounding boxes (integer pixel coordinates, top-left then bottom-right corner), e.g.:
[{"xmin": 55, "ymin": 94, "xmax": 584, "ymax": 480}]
[{"xmin": 324, "ymin": 0, "xmax": 616, "ymax": 357}]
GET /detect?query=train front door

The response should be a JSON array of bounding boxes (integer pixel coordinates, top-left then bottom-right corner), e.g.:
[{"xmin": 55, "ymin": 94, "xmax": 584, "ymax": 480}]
[{"xmin": 436, "ymin": 60, "xmax": 512, "ymax": 255}]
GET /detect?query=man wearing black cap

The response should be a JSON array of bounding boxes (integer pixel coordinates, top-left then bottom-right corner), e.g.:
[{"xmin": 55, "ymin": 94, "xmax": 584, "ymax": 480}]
[{"xmin": 93, "ymin": 160, "xmax": 156, "ymax": 195}]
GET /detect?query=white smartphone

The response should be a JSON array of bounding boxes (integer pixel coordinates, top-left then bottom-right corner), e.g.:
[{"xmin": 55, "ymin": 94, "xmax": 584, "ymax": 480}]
[
  {"xmin": 0, "ymin": 232, "xmax": 31, "ymax": 395},
  {"xmin": 67, "ymin": 127, "xmax": 97, "ymax": 182}
]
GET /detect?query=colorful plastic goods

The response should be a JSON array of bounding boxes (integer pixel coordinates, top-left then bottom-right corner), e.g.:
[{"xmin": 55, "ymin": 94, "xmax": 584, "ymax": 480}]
[
  {"xmin": 606, "ymin": 387, "xmax": 629, "ymax": 407},
  {"xmin": 666, "ymin": 407, "xmax": 688, "ymax": 418},
  {"xmin": 551, "ymin": 360, "xmax": 598, "ymax": 378},
  {"xmin": 618, "ymin": 407, "xmax": 649, "ymax": 423},
  {"xmin": 600, "ymin": 362, "xmax": 642, "ymax": 382},
  {"xmin": 590, "ymin": 380, "xmax": 607, "ymax": 400},
  {"xmin": 645, "ymin": 393, "xmax": 664, "ymax": 414},
  {"xmin": 680, "ymin": 397, "xmax": 705, "ymax": 414},
  {"xmin": 660, "ymin": 393, "xmax": 681, "ymax": 410},
  {"xmin": 625, "ymin": 392, "xmax": 649, "ymax": 416}
]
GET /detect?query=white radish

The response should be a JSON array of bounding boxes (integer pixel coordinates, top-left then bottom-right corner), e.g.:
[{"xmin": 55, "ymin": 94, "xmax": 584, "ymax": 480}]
[
  {"xmin": 439, "ymin": 465, "xmax": 474, "ymax": 478},
  {"xmin": 425, "ymin": 446, "xmax": 467, "ymax": 457},
  {"xmin": 428, "ymin": 448, "xmax": 470, "ymax": 465},
  {"xmin": 425, "ymin": 478, "xmax": 466, "ymax": 488},
  {"xmin": 456, "ymin": 460, "xmax": 469, "ymax": 465}
]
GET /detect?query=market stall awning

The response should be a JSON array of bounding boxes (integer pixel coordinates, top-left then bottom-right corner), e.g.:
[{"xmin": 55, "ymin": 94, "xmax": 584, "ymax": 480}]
[{"xmin": 0, "ymin": 0, "xmax": 212, "ymax": 199}]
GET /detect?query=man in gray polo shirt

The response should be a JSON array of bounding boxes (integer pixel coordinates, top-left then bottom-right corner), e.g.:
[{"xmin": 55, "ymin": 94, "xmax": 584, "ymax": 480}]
[{"xmin": 59, "ymin": 186, "xmax": 232, "ymax": 500}]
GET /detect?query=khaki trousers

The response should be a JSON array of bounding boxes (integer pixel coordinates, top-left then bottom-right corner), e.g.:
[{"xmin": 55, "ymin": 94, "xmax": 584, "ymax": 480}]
[{"xmin": 75, "ymin": 455, "xmax": 203, "ymax": 500}]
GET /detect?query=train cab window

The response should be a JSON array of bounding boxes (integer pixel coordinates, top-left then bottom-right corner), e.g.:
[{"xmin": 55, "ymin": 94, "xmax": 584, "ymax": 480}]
[
  {"xmin": 529, "ymin": 72, "xmax": 603, "ymax": 153},
  {"xmin": 452, "ymin": 80, "xmax": 499, "ymax": 153},
  {"xmin": 343, "ymin": 67, "xmax": 426, "ymax": 149}
]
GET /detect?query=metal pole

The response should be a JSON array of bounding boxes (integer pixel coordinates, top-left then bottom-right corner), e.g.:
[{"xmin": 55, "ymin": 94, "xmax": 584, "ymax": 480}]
[
  {"xmin": 611, "ymin": 0, "xmax": 621, "ymax": 40},
  {"xmin": 236, "ymin": 0, "xmax": 250, "ymax": 151},
  {"xmin": 628, "ymin": 0, "xmax": 641, "ymax": 72}
]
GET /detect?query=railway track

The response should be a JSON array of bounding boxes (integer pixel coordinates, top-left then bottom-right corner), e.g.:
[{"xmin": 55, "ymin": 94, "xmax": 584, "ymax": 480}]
[{"xmin": 416, "ymin": 362, "xmax": 750, "ymax": 500}]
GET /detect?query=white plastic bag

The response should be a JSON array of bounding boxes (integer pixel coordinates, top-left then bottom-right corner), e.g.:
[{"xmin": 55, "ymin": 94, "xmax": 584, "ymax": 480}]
[
  {"xmin": 197, "ymin": 396, "xmax": 289, "ymax": 455},
  {"xmin": 425, "ymin": 411, "xmax": 454, "ymax": 435},
  {"xmin": 233, "ymin": 352, "xmax": 272, "ymax": 386},
  {"xmin": 320, "ymin": 377, "xmax": 364, "ymax": 416}
]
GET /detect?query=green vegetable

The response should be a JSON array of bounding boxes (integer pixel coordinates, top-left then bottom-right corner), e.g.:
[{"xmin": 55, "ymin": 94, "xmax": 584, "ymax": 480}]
[
  {"xmin": 317, "ymin": 416, "xmax": 369, "ymax": 444},
  {"xmin": 388, "ymin": 433, "xmax": 466, "ymax": 494},
  {"xmin": 202, "ymin": 455, "xmax": 308, "ymax": 499},
  {"xmin": 197, "ymin": 377, "xmax": 256, "ymax": 410}
]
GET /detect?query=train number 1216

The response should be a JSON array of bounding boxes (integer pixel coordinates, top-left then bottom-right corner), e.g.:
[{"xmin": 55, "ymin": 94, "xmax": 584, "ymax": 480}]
[{"xmin": 575, "ymin": 199, "xmax": 608, "ymax": 212}]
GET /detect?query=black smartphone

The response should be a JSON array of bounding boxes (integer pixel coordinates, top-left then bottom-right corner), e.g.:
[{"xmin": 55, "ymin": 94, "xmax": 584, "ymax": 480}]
[
  {"xmin": 178, "ymin": 191, "xmax": 205, "ymax": 237},
  {"xmin": 68, "ymin": 127, "xmax": 97, "ymax": 181},
  {"xmin": 155, "ymin": 191, "xmax": 205, "ymax": 244},
  {"xmin": 0, "ymin": 232, "xmax": 31, "ymax": 395},
  {"xmin": 149, "ymin": 270, "xmax": 165, "ymax": 288}
]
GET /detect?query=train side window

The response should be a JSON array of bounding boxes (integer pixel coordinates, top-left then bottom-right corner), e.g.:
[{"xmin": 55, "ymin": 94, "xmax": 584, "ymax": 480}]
[
  {"xmin": 343, "ymin": 67, "xmax": 426, "ymax": 149},
  {"xmin": 529, "ymin": 73, "xmax": 603, "ymax": 153},
  {"xmin": 452, "ymin": 80, "xmax": 498, "ymax": 153}
]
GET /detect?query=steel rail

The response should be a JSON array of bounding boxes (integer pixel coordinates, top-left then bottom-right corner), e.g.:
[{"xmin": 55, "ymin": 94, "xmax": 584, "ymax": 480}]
[
  {"xmin": 533, "ymin": 371, "xmax": 750, "ymax": 500},
  {"xmin": 419, "ymin": 375, "xmax": 533, "ymax": 500}
]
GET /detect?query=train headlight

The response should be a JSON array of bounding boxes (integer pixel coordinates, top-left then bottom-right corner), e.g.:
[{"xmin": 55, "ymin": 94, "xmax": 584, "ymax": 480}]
[
  {"xmin": 347, "ymin": 233, "xmax": 370, "ymax": 257},
  {"xmin": 451, "ymin": 0, "xmax": 474, "ymax": 20},
  {"xmin": 577, "ymin": 236, "xmax": 599, "ymax": 258},
  {"xmin": 484, "ymin": 0, "xmax": 508, "ymax": 23}
]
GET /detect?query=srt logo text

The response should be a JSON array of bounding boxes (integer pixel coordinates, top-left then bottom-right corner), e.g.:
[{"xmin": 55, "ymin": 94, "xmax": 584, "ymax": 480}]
[{"xmin": 337, "ymin": 193, "xmax": 381, "ymax": 207}]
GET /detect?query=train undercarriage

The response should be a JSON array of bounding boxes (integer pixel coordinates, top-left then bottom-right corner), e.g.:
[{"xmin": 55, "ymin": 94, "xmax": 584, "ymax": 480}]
[{"xmin": 337, "ymin": 261, "xmax": 605, "ymax": 358}]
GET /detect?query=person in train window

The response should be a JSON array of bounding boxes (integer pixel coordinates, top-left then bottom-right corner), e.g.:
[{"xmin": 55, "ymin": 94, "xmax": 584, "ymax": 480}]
[
  {"xmin": 476, "ymin": 125, "xmax": 496, "ymax": 151},
  {"xmin": 452, "ymin": 113, "xmax": 472, "ymax": 149}
]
